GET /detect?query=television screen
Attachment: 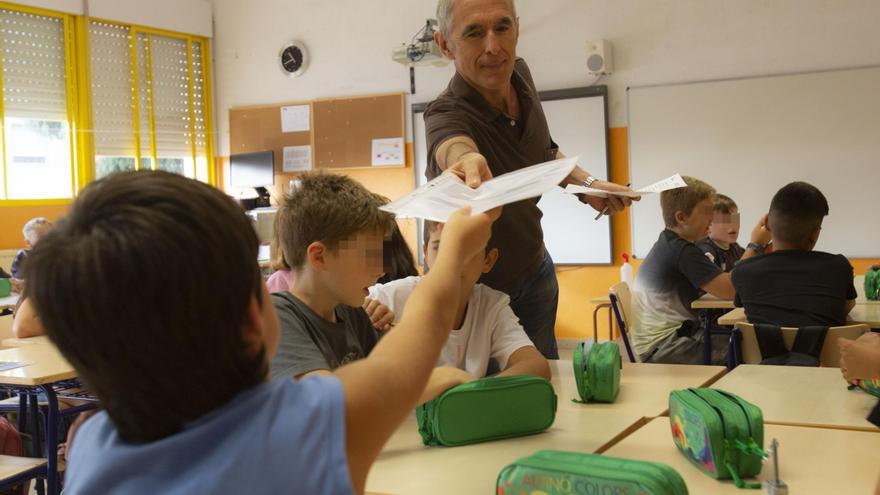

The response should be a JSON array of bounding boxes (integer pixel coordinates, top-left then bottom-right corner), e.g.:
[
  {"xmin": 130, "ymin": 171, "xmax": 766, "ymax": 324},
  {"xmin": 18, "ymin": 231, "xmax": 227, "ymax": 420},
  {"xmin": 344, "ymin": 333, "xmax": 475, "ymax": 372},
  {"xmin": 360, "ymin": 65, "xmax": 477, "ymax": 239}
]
[{"xmin": 229, "ymin": 151, "xmax": 274, "ymax": 188}]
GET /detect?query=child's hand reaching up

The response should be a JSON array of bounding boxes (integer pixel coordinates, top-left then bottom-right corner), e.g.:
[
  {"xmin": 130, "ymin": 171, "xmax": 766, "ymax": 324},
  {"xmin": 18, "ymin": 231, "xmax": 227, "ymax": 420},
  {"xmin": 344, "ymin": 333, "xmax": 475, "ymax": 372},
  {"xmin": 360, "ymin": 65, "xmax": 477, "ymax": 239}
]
[
  {"xmin": 839, "ymin": 333, "xmax": 880, "ymax": 384},
  {"xmin": 750, "ymin": 213, "xmax": 772, "ymax": 246}
]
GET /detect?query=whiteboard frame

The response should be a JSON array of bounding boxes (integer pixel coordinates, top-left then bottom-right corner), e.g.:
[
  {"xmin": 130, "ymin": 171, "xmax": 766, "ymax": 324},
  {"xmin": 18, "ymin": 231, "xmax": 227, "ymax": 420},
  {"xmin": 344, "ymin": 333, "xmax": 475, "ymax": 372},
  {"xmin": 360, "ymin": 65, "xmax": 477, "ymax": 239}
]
[{"xmin": 411, "ymin": 85, "xmax": 613, "ymax": 267}]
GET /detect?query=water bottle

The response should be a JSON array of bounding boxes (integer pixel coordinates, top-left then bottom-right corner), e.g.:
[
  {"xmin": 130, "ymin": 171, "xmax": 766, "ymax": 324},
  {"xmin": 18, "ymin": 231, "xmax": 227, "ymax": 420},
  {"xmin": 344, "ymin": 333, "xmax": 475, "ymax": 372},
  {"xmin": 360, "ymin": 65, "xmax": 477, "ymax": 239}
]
[{"xmin": 620, "ymin": 253, "xmax": 634, "ymax": 286}]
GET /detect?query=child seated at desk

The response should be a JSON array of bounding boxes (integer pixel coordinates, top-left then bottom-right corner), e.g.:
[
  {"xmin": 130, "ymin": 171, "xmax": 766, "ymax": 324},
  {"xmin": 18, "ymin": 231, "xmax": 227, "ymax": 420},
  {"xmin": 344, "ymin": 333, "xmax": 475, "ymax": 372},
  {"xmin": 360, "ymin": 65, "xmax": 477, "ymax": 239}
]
[
  {"xmin": 11, "ymin": 217, "xmax": 52, "ymax": 280},
  {"xmin": 368, "ymin": 220, "xmax": 550, "ymax": 381},
  {"xmin": 632, "ymin": 177, "xmax": 764, "ymax": 365},
  {"xmin": 696, "ymin": 194, "xmax": 745, "ymax": 272},
  {"xmin": 267, "ymin": 174, "xmax": 471, "ymax": 402},
  {"xmin": 732, "ymin": 182, "xmax": 857, "ymax": 327},
  {"xmin": 267, "ymin": 174, "xmax": 390, "ymax": 381},
  {"xmin": 25, "ymin": 170, "xmax": 497, "ymax": 493}
]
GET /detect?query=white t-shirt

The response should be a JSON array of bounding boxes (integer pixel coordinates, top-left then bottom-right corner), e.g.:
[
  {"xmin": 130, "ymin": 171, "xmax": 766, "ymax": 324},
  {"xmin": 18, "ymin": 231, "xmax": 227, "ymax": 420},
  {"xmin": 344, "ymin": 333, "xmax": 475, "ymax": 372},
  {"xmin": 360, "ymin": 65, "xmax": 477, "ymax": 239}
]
[{"xmin": 368, "ymin": 276, "xmax": 535, "ymax": 377}]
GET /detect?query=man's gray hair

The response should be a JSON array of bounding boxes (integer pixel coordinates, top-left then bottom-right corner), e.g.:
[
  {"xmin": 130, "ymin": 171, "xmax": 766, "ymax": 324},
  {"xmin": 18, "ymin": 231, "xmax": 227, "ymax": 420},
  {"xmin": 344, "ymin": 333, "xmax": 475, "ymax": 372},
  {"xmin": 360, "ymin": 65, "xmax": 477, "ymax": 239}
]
[
  {"xmin": 436, "ymin": 0, "xmax": 516, "ymax": 39},
  {"xmin": 22, "ymin": 217, "xmax": 51, "ymax": 244}
]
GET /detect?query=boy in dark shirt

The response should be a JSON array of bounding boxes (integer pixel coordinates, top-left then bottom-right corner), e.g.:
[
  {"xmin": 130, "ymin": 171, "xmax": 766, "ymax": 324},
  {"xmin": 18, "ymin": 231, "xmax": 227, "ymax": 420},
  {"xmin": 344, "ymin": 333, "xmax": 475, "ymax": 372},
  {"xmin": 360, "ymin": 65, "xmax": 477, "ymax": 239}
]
[
  {"xmin": 697, "ymin": 194, "xmax": 745, "ymax": 272},
  {"xmin": 732, "ymin": 182, "xmax": 857, "ymax": 327},
  {"xmin": 633, "ymin": 177, "xmax": 766, "ymax": 364}
]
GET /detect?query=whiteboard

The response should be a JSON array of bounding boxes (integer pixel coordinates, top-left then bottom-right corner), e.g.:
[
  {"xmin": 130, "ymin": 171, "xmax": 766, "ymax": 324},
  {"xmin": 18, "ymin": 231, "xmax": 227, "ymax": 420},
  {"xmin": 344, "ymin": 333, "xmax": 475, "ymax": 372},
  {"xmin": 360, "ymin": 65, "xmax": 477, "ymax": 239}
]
[
  {"xmin": 411, "ymin": 86, "xmax": 612, "ymax": 265},
  {"xmin": 628, "ymin": 66, "xmax": 880, "ymax": 259}
]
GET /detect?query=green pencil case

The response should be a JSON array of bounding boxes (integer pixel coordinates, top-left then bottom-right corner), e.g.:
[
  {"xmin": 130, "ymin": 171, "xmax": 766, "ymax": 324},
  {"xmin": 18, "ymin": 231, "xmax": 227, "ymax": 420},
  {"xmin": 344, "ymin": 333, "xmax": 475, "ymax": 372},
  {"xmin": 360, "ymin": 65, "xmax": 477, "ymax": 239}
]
[
  {"xmin": 669, "ymin": 388, "xmax": 766, "ymax": 489},
  {"xmin": 865, "ymin": 269, "xmax": 880, "ymax": 301},
  {"xmin": 416, "ymin": 375, "xmax": 556, "ymax": 447},
  {"xmin": 572, "ymin": 339, "xmax": 621, "ymax": 403},
  {"xmin": 497, "ymin": 450, "xmax": 688, "ymax": 495}
]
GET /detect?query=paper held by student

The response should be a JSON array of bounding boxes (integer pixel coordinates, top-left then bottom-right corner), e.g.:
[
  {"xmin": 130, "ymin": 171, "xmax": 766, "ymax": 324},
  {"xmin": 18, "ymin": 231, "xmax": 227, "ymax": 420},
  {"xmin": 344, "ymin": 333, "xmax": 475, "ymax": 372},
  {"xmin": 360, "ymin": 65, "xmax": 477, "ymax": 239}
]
[
  {"xmin": 564, "ymin": 173, "xmax": 687, "ymax": 198},
  {"xmin": 380, "ymin": 157, "xmax": 578, "ymax": 222}
]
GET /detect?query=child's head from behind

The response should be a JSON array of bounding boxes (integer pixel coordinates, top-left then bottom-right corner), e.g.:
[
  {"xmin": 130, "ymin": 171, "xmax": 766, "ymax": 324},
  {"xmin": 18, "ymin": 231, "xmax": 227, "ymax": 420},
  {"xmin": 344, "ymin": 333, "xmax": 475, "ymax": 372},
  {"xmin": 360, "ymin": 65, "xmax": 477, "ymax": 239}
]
[
  {"xmin": 25, "ymin": 171, "xmax": 277, "ymax": 443},
  {"xmin": 277, "ymin": 173, "xmax": 392, "ymax": 306},
  {"xmin": 660, "ymin": 176, "xmax": 716, "ymax": 242},
  {"xmin": 768, "ymin": 181, "xmax": 828, "ymax": 250},
  {"xmin": 707, "ymin": 194, "xmax": 740, "ymax": 245},
  {"xmin": 423, "ymin": 220, "xmax": 498, "ymax": 287},
  {"xmin": 22, "ymin": 217, "xmax": 52, "ymax": 249}
]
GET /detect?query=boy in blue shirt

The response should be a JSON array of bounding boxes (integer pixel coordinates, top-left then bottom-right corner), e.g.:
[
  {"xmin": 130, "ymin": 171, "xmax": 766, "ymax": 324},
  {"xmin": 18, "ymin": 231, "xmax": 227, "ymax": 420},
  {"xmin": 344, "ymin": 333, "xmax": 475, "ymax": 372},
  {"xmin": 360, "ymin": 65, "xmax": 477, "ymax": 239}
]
[{"xmin": 25, "ymin": 170, "xmax": 498, "ymax": 494}]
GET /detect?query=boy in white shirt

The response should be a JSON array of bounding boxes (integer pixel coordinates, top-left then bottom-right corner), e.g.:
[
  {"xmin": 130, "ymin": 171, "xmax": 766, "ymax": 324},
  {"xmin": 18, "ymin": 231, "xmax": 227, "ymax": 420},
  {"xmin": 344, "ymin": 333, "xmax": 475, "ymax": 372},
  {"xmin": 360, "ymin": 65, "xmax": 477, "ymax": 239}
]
[{"xmin": 369, "ymin": 221, "xmax": 550, "ymax": 382}]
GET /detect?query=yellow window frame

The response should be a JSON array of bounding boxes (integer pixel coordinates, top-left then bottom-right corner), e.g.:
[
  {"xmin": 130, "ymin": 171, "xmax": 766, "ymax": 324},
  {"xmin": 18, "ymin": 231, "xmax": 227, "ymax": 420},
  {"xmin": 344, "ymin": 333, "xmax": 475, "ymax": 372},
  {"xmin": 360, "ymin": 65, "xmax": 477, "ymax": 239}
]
[
  {"xmin": 0, "ymin": 6, "xmax": 217, "ymax": 207},
  {"xmin": 0, "ymin": 2, "xmax": 81, "ymax": 206},
  {"xmin": 93, "ymin": 18, "xmax": 216, "ymax": 184}
]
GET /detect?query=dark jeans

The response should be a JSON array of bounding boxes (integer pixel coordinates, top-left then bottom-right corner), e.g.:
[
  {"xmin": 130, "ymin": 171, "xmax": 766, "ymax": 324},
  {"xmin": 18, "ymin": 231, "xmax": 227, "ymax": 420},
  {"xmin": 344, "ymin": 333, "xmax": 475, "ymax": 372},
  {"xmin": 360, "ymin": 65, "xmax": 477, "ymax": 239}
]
[{"xmin": 507, "ymin": 250, "xmax": 559, "ymax": 359}]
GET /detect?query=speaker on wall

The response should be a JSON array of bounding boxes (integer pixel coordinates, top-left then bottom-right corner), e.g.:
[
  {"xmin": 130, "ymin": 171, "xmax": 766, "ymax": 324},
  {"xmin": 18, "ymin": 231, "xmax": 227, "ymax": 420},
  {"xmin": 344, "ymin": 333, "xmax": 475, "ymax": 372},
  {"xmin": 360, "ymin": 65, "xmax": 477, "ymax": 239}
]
[{"xmin": 586, "ymin": 40, "xmax": 613, "ymax": 75}]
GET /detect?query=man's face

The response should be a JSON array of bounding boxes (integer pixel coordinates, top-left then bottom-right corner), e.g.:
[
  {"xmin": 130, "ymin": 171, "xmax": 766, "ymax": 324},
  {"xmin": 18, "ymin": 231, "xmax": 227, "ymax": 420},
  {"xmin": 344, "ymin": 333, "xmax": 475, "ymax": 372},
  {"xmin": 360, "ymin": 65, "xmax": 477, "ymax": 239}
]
[{"xmin": 437, "ymin": 0, "xmax": 519, "ymax": 96}]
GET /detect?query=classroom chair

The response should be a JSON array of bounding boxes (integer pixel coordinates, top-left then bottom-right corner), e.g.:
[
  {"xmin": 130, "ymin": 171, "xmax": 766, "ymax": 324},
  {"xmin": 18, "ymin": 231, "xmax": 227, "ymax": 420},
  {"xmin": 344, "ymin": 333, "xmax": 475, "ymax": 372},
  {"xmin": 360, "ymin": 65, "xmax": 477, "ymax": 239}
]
[
  {"xmin": 608, "ymin": 282, "xmax": 639, "ymax": 363},
  {"xmin": 733, "ymin": 322, "xmax": 869, "ymax": 367},
  {"xmin": 854, "ymin": 274, "xmax": 866, "ymax": 302}
]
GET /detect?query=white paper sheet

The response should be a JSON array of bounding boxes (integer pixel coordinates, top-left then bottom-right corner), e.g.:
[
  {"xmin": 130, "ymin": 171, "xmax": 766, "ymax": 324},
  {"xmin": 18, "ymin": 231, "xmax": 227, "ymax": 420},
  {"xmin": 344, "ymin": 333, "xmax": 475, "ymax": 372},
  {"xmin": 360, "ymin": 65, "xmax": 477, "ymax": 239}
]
[
  {"xmin": 280, "ymin": 105, "xmax": 310, "ymax": 133},
  {"xmin": 282, "ymin": 145, "xmax": 311, "ymax": 172},
  {"xmin": 564, "ymin": 173, "xmax": 686, "ymax": 198},
  {"xmin": 371, "ymin": 137, "xmax": 405, "ymax": 166},
  {"xmin": 380, "ymin": 157, "xmax": 578, "ymax": 222}
]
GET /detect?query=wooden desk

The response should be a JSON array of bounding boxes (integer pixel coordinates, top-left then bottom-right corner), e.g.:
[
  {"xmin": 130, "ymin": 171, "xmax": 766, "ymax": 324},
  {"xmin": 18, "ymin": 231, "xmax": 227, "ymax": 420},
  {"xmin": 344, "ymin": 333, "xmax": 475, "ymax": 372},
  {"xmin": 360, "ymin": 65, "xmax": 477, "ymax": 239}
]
[
  {"xmin": 711, "ymin": 364, "xmax": 879, "ymax": 431},
  {"xmin": 0, "ymin": 344, "xmax": 75, "ymax": 386},
  {"xmin": 0, "ymin": 294, "xmax": 18, "ymax": 311},
  {"xmin": 1, "ymin": 336, "xmax": 50, "ymax": 348},
  {"xmin": 551, "ymin": 360, "xmax": 727, "ymax": 417},
  {"xmin": 366, "ymin": 409, "xmax": 645, "ymax": 495},
  {"xmin": 717, "ymin": 304, "xmax": 880, "ymax": 328},
  {"xmin": 691, "ymin": 294, "xmax": 735, "ymax": 309},
  {"xmin": 366, "ymin": 361, "xmax": 726, "ymax": 494},
  {"xmin": 604, "ymin": 418, "xmax": 880, "ymax": 494},
  {"xmin": 588, "ymin": 295, "xmax": 613, "ymax": 341},
  {"xmin": 0, "ymin": 343, "xmax": 78, "ymax": 494}
]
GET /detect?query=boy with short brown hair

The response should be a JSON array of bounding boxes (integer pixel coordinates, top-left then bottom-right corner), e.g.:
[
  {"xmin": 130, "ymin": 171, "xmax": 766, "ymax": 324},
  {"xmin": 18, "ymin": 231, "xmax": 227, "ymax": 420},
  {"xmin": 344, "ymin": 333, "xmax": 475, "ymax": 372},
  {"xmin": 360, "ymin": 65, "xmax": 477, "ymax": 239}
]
[{"xmin": 633, "ymin": 177, "xmax": 753, "ymax": 364}]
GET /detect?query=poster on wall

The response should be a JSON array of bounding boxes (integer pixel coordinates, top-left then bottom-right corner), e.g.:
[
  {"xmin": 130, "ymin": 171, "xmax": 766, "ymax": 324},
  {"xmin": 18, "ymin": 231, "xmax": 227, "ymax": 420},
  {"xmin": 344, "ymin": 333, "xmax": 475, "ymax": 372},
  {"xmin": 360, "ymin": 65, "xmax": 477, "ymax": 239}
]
[
  {"xmin": 280, "ymin": 105, "xmax": 310, "ymax": 133},
  {"xmin": 283, "ymin": 145, "xmax": 312, "ymax": 172},
  {"xmin": 371, "ymin": 137, "xmax": 405, "ymax": 167}
]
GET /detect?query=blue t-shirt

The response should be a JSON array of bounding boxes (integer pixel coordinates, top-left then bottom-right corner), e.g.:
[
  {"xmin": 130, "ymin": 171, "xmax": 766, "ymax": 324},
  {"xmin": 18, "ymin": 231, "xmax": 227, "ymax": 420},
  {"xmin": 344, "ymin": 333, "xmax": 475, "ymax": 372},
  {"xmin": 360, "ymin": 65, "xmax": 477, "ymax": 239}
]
[{"xmin": 65, "ymin": 376, "xmax": 352, "ymax": 495}]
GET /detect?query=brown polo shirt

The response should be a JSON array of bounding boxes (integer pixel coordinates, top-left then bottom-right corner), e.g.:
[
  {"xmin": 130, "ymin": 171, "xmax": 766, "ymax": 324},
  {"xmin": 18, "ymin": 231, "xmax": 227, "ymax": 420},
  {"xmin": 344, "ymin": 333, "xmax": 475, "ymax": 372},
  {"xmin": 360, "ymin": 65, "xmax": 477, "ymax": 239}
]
[{"xmin": 424, "ymin": 58, "xmax": 557, "ymax": 294}]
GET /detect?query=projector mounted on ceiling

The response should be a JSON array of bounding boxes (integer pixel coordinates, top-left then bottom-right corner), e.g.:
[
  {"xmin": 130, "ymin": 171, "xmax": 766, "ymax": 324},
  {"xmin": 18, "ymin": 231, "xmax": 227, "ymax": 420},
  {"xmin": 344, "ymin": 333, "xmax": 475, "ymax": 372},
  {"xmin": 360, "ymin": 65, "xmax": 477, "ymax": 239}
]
[{"xmin": 391, "ymin": 19, "xmax": 449, "ymax": 68}]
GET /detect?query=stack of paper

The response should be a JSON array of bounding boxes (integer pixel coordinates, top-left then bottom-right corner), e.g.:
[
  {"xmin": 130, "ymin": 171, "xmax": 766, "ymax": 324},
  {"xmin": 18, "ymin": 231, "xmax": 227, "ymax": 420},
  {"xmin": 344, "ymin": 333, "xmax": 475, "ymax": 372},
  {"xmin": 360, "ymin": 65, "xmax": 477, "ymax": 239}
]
[{"xmin": 380, "ymin": 157, "xmax": 578, "ymax": 222}]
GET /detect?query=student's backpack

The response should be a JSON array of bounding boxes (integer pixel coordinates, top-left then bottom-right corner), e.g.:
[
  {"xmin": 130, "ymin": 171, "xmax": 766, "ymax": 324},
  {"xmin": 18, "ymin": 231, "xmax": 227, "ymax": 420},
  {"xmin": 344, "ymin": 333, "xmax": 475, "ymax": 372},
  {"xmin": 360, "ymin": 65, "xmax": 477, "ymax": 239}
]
[
  {"xmin": 0, "ymin": 416, "xmax": 25, "ymax": 495},
  {"xmin": 754, "ymin": 324, "xmax": 827, "ymax": 366},
  {"xmin": 571, "ymin": 340, "xmax": 621, "ymax": 403},
  {"xmin": 865, "ymin": 269, "xmax": 880, "ymax": 301},
  {"xmin": 416, "ymin": 375, "xmax": 556, "ymax": 447},
  {"xmin": 669, "ymin": 388, "xmax": 766, "ymax": 489},
  {"xmin": 497, "ymin": 450, "xmax": 689, "ymax": 495}
]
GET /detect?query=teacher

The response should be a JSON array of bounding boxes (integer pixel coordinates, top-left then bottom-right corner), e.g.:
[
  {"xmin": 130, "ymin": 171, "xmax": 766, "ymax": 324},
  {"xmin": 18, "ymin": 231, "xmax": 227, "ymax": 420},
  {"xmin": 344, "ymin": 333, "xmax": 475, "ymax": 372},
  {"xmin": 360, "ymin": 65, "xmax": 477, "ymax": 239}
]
[{"xmin": 425, "ymin": 0, "xmax": 635, "ymax": 359}]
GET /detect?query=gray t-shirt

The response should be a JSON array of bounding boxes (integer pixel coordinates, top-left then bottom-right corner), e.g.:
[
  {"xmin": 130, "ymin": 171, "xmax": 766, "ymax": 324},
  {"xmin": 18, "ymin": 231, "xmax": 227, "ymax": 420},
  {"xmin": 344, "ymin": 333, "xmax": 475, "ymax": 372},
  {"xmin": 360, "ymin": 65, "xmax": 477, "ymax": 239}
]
[
  {"xmin": 269, "ymin": 291, "xmax": 378, "ymax": 380},
  {"xmin": 632, "ymin": 230, "xmax": 723, "ymax": 355}
]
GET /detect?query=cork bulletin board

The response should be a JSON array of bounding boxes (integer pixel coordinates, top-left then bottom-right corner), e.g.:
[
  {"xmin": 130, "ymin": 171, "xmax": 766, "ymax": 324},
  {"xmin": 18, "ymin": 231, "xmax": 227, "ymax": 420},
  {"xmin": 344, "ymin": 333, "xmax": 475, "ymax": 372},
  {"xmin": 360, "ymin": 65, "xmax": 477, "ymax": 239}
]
[
  {"xmin": 228, "ymin": 101, "xmax": 312, "ymax": 187},
  {"xmin": 312, "ymin": 92, "xmax": 405, "ymax": 169}
]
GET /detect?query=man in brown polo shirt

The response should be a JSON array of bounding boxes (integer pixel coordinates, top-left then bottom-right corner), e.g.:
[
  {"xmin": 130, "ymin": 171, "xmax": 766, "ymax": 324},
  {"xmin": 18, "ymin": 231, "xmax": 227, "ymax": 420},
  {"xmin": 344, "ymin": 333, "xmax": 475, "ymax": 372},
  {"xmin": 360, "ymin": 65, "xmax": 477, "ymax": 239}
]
[{"xmin": 426, "ymin": 0, "xmax": 634, "ymax": 359}]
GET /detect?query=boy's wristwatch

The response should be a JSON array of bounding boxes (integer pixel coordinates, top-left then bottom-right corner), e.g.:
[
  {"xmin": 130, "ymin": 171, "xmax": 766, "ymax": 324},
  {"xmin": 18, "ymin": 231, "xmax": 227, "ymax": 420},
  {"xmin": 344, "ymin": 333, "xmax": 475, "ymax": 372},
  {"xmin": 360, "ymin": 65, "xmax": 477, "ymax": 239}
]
[{"xmin": 747, "ymin": 242, "xmax": 767, "ymax": 253}]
